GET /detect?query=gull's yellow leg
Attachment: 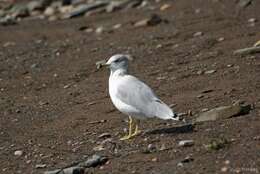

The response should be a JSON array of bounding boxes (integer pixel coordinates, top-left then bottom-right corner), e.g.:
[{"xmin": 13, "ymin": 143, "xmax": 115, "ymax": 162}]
[
  {"xmin": 132, "ymin": 120, "xmax": 141, "ymax": 136},
  {"xmin": 120, "ymin": 116, "xmax": 133, "ymax": 140}
]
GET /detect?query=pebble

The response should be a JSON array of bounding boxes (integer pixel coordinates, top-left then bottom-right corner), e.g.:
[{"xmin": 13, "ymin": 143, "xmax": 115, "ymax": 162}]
[
  {"xmin": 177, "ymin": 162, "xmax": 184, "ymax": 167},
  {"xmin": 201, "ymin": 108, "xmax": 209, "ymax": 112},
  {"xmin": 181, "ymin": 156, "xmax": 194, "ymax": 163},
  {"xmin": 227, "ymin": 64, "xmax": 233, "ymax": 67},
  {"xmin": 113, "ymin": 23, "xmax": 122, "ymax": 29},
  {"xmin": 195, "ymin": 8, "xmax": 201, "ymax": 14},
  {"xmin": 248, "ymin": 18, "xmax": 257, "ymax": 23},
  {"xmin": 134, "ymin": 14, "xmax": 162, "ymax": 27},
  {"xmin": 193, "ymin": 31, "xmax": 203, "ymax": 37},
  {"xmin": 3, "ymin": 42, "xmax": 16, "ymax": 47},
  {"xmin": 160, "ymin": 4, "xmax": 171, "ymax": 11},
  {"xmin": 224, "ymin": 160, "xmax": 230, "ymax": 165},
  {"xmin": 35, "ymin": 164, "xmax": 47, "ymax": 169},
  {"xmin": 151, "ymin": 157, "xmax": 158, "ymax": 162},
  {"xmin": 218, "ymin": 37, "xmax": 225, "ymax": 42},
  {"xmin": 85, "ymin": 28, "xmax": 94, "ymax": 33},
  {"xmin": 14, "ymin": 150, "xmax": 23, "ymax": 156},
  {"xmin": 96, "ymin": 26, "xmax": 104, "ymax": 34},
  {"xmin": 44, "ymin": 7, "xmax": 56, "ymax": 16},
  {"xmin": 178, "ymin": 140, "xmax": 194, "ymax": 147},
  {"xmin": 197, "ymin": 94, "xmax": 204, "ymax": 98},
  {"xmin": 147, "ymin": 144, "xmax": 156, "ymax": 152},
  {"xmin": 221, "ymin": 166, "xmax": 228, "ymax": 172},
  {"xmin": 98, "ymin": 132, "xmax": 111, "ymax": 139},
  {"xmin": 205, "ymin": 70, "xmax": 216, "ymax": 74}
]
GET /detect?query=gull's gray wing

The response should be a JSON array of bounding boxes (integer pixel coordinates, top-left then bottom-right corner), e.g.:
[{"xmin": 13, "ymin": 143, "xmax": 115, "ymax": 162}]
[{"xmin": 115, "ymin": 75, "xmax": 175, "ymax": 120}]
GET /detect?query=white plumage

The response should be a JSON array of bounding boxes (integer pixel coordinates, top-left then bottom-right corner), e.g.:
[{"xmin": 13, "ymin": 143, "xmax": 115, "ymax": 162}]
[{"xmin": 106, "ymin": 54, "xmax": 178, "ymax": 121}]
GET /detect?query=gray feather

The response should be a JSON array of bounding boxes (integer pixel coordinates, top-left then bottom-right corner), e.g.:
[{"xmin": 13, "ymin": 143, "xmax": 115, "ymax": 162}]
[{"xmin": 115, "ymin": 75, "xmax": 175, "ymax": 120}]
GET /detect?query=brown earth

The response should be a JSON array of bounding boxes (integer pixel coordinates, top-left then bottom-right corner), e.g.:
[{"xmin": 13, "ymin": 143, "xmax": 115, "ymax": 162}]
[{"xmin": 0, "ymin": 0, "xmax": 260, "ymax": 174}]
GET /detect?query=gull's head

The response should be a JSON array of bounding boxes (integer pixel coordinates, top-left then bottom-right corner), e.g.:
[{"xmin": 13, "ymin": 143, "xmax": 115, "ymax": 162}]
[{"xmin": 105, "ymin": 54, "xmax": 133, "ymax": 72}]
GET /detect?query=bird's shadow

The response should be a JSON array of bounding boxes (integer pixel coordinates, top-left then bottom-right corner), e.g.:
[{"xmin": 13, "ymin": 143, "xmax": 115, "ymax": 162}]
[{"xmin": 145, "ymin": 123, "xmax": 194, "ymax": 135}]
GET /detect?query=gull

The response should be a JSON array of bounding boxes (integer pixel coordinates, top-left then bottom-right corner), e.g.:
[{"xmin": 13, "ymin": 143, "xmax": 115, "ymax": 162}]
[{"xmin": 104, "ymin": 54, "xmax": 179, "ymax": 140}]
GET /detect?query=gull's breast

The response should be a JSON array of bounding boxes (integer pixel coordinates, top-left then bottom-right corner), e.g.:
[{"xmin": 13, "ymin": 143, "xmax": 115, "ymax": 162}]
[{"xmin": 109, "ymin": 75, "xmax": 145, "ymax": 119}]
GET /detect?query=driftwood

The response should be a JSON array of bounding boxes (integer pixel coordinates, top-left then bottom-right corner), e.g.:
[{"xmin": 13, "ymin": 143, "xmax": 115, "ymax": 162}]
[{"xmin": 233, "ymin": 46, "xmax": 260, "ymax": 55}]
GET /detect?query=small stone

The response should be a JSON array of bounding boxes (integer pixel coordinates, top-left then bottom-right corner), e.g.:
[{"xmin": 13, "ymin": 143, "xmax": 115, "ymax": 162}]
[
  {"xmin": 193, "ymin": 31, "xmax": 203, "ymax": 37},
  {"xmin": 98, "ymin": 133, "xmax": 111, "ymax": 139},
  {"xmin": 85, "ymin": 28, "xmax": 94, "ymax": 33},
  {"xmin": 3, "ymin": 42, "xmax": 16, "ymax": 47},
  {"xmin": 35, "ymin": 164, "xmax": 47, "ymax": 169},
  {"xmin": 218, "ymin": 37, "xmax": 225, "ymax": 42},
  {"xmin": 113, "ymin": 24, "xmax": 122, "ymax": 29},
  {"xmin": 221, "ymin": 166, "xmax": 228, "ymax": 172},
  {"xmin": 227, "ymin": 64, "xmax": 233, "ymax": 67},
  {"xmin": 195, "ymin": 8, "xmax": 201, "ymax": 14},
  {"xmin": 63, "ymin": 84, "xmax": 71, "ymax": 89},
  {"xmin": 96, "ymin": 26, "xmax": 104, "ymax": 34},
  {"xmin": 147, "ymin": 144, "xmax": 156, "ymax": 152},
  {"xmin": 224, "ymin": 160, "xmax": 230, "ymax": 165},
  {"xmin": 177, "ymin": 162, "xmax": 184, "ymax": 167},
  {"xmin": 178, "ymin": 140, "xmax": 194, "ymax": 147},
  {"xmin": 151, "ymin": 157, "xmax": 158, "ymax": 162},
  {"xmin": 160, "ymin": 4, "xmax": 171, "ymax": 11},
  {"xmin": 59, "ymin": 5, "xmax": 73, "ymax": 14},
  {"xmin": 30, "ymin": 63, "xmax": 38, "ymax": 69},
  {"xmin": 14, "ymin": 150, "xmax": 23, "ymax": 156},
  {"xmin": 181, "ymin": 156, "xmax": 194, "ymax": 163},
  {"xmin": 248, "ymin": 18, "xmax": 257, "ymax": 23},
  {"xmin": 205, "ymin": 70, "xmax": 216, "ymax": 74},
  {"xmin": 44, "ymin": 7, "xmax": 55, "ymax": 16},
  {"xmin": 201, "ymin": 108, "xmax": 209, "ymax": 112},
  {"xmin": 197, "ymin": 94, "xmax": 204, "ymax": 98},
  {"xmin": 134, "ymin": 14, "xmax": 162, "ymax": 27}
]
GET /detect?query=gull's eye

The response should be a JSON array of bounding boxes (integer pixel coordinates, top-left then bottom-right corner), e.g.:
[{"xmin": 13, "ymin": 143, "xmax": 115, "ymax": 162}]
[{"xmin": 114, "ymin": 59, "xmax": 121, "ymax": 63}]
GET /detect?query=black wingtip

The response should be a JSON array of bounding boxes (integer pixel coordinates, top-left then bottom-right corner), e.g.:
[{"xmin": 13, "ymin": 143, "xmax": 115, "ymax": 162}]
[{"xmin": 172, "ymin": 113, "xmax": 180, "ymax": 121}]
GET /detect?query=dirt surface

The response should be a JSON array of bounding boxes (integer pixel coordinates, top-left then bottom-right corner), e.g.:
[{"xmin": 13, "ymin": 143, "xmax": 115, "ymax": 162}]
[{"xmin": 0, "ymin": 0, "xmax": 260, "ymax": 174}]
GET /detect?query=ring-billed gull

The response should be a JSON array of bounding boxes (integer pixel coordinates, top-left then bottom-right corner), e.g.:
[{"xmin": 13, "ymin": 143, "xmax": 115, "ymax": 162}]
[{"xmin": 104, "ymin": 54, "xmax": 179, "ymax": 140}]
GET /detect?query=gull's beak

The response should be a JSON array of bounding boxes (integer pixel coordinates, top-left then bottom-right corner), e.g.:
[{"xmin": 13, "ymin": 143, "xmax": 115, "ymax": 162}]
[{"xmin": 96, "ymin": 60, "xmax": 108, "ymax": 69}]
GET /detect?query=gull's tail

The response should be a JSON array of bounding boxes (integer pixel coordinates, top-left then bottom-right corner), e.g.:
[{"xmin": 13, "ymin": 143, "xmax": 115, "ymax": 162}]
[{"xmin": 151, "ymin": 99, "xmax": 179, "ymax": 121}]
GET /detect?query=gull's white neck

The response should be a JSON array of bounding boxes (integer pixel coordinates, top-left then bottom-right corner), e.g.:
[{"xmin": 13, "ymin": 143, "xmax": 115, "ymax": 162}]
[
  {"xmin": 109, "ymin": 68, "xmax": 128, "ymax": 78},
  {"xmin": 109, "ymin": 68, "xmax": 128, "ymax": 97}
]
